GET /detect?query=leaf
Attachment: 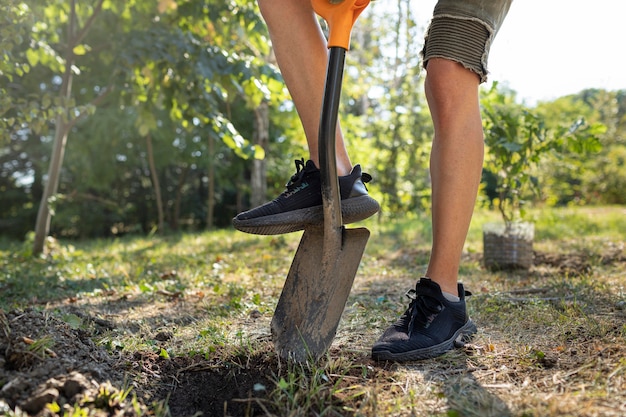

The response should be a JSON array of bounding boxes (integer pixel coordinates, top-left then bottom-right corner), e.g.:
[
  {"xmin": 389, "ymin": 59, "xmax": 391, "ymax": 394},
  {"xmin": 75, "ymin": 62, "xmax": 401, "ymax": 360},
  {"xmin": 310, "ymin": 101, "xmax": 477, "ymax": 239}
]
[
  {"xmin": 62, "ymin": 314, "xmax": 83, "ymax": 329},
  {"xmin": 277, "ymin": 378, "xmax": 289, "ymax": 390},
  {"xmin": 138, "ymin": 123, "xmax": 150, "ymax": 136},
  {"xmin": 46, "ymin": 403, "xmax": 61, "ymax": 413},
  {"xmin": 73, "ymin": 44, "xmax": 90, "ymax": 55},
  {"xmin": 253, "ymin": 145, "xmax": 265, "ymax": 160}
]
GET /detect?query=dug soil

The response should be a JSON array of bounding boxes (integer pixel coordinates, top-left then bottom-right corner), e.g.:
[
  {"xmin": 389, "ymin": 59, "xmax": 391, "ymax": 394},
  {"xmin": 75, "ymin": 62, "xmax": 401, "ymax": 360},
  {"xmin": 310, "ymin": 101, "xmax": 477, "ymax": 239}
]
[{"xmin": 0, "ymin": 308, "xmax": 278, "ymax": 416}]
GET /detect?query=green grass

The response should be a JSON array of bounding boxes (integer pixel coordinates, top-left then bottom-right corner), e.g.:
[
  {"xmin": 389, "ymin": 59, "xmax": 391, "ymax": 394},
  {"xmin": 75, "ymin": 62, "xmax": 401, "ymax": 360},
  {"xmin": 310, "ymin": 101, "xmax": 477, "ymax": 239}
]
[{"xmin": 1, "ymin": 205, "xmax": 625, "ymax": 416}]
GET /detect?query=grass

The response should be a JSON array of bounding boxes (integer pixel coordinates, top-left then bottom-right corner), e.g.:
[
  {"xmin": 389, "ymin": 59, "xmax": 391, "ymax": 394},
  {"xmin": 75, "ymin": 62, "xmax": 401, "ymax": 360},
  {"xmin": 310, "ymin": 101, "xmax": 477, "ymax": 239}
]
[{"xmin": 1, "ymin": 205, "xmax": 625, "ymax": 416}]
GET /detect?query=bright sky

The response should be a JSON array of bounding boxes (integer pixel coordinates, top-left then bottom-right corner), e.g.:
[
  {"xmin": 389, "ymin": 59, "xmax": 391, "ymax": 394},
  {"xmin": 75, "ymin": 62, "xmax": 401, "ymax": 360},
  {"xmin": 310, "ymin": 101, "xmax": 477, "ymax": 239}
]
[{"xmin": 410, "ymin": 0, "xmax": 626, "ymax": 104}]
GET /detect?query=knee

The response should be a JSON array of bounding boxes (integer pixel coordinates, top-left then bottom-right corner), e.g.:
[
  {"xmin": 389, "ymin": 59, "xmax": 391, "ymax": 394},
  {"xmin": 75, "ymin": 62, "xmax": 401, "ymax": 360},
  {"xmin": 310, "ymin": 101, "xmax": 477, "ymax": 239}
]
[
  {"xmin": 425, "ymin": 58, "xmax": 482, "ymax": 132},
  {"xmin": 425, "ymin": 59, "xmax": 479, "ymax": 108}
]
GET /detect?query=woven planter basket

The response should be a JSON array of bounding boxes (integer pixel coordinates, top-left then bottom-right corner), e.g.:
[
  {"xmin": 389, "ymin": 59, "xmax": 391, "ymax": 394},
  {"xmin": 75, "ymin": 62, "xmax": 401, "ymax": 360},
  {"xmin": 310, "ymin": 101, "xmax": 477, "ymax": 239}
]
[{"xmin": 483, "ymin": 222, "xmax": 534, "ymax": 271}]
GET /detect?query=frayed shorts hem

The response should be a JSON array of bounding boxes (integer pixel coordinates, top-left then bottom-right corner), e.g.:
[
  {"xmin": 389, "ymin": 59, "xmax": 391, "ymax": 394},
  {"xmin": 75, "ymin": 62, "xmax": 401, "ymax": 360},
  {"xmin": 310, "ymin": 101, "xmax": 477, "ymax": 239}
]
[{"xmin": 421, "ymin": 0, "xmax": 512, "ymax": 83}]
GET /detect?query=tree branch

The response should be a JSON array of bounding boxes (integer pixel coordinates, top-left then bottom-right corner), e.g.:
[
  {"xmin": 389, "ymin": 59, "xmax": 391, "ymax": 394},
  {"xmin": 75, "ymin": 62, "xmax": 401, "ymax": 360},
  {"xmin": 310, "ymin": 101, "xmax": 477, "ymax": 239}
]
[{"xmin": 74, "ymin": 0, "xmax": 105, "ymax": 47}]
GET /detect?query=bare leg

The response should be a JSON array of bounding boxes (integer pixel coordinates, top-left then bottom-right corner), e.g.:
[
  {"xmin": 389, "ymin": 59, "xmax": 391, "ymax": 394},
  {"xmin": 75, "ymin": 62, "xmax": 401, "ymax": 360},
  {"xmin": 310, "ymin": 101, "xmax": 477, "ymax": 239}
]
[
  {"xmin": 258, "ymin": 0, "xmax": 352, "ymax": 175},
  {"xmin": 424, "ymin": 58, "xmax": 484, "ymax": 296}
]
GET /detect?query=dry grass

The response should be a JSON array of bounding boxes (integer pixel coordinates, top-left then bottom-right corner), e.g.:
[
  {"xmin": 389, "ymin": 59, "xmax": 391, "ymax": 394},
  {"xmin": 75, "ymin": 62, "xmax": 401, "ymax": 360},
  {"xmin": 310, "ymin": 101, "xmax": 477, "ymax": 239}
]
[{"xmin": 1, "ymin": 206, "xmax": 624, "ymax": 416}]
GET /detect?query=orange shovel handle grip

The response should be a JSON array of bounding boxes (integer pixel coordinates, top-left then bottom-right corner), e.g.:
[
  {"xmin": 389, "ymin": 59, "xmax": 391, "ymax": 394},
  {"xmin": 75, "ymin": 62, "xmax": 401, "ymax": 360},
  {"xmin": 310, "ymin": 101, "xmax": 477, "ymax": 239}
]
[{"xmin": 311, "ymin": 0, "xmax": 371, "ymax": 49}]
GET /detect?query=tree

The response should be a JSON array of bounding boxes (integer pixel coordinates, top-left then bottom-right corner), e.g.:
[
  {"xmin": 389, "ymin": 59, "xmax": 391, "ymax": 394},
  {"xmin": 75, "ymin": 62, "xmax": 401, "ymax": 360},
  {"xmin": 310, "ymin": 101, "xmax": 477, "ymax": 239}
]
[
  {"xmin": 117, "ymin": 0, "xmax": 283, "ymax": 230},
  {"xmin": 481, "ymin": 83, "xmax": 603, "ymax": 224},
  {"xmin": 1, "ymin": 0, "xmax": 289, "ymax": 242},
  {"xmin": 32, "ymin": 0, "xmax": 116, "ymax": 254},
  {"xmin": 534, "ymin": 90, "xmax": 613, "ymax": 206}
]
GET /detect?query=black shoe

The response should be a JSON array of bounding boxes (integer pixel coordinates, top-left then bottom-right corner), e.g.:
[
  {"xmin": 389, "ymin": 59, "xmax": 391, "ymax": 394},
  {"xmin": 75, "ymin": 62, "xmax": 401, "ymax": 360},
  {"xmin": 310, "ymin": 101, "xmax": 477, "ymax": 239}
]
[
  {"xmin": 232, "ymin": 158, "xmax": 380, "ymax": 235},
  {"xmin": 371, "ymin": 277, "xmax": 477, "ymax": 362}
]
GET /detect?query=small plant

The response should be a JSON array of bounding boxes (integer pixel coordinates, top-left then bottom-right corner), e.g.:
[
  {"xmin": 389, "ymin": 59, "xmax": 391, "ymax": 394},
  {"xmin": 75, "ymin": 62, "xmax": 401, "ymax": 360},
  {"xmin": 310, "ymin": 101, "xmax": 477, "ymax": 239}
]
[
  {"xmin": 480, "ymin": 84, "xmax": 602, "ymax": 270},
  {"xmin": 481, "ymin": 83, "xmax": 602, "ymax": 227}
]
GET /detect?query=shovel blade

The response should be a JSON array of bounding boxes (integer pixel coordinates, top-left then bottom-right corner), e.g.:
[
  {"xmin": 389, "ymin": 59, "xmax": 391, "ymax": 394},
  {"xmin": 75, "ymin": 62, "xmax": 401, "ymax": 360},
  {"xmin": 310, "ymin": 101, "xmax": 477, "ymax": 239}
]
[{"xmin": 271, "ymin": 226, "xmax": 369, "ymax": 362}]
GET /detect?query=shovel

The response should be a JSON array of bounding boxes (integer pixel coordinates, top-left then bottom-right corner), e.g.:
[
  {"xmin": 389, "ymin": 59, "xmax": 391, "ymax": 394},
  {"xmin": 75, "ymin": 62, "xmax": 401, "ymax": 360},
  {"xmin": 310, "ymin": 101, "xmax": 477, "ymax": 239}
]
[{"xmin": 271, "ymin": 0, "xmax": 372, "ymax": 362}]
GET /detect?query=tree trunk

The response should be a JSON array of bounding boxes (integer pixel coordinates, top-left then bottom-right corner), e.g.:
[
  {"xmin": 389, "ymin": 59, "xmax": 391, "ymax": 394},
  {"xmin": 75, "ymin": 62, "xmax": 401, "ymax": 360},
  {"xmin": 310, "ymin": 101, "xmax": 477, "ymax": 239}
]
[
  {"xmin": 251, "ymin": 101, "xmax": 269, "ymax": 207},
  {"xmin": 206, "ymin": 134, "xmax": 215, "ymax": 229},
  {"xmin": 146, "ymin": 134, "xmax": 164, "ymax": 232},
  {"xmin": 33, "ymin": 2, "xmax": 76, "ymax": 255},
  {"xmin": 32, "ymin": 0, "xmax": 105, "ymax": 255},
  {"xmin": 235, "ymin": 168, "xmax": 244, "ymax": 215},
  {"xmin": 33, "ymin": 118, "xmax": 70, "ymax": 254}
]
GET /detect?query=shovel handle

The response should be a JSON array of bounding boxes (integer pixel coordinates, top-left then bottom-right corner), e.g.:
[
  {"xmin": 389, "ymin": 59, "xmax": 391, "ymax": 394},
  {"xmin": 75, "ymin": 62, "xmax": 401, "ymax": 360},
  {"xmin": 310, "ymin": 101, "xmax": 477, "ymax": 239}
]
[
  {"xmin": 318, "ymin": 48, "xmax": 345, "ymax": 231},
  {"xmin": 313, "ymin": 0, "xmax": 371, "ymax": 231},
  {"xmin": 311, "ymin": 0, "xmax": 370, "ymax": 50}
]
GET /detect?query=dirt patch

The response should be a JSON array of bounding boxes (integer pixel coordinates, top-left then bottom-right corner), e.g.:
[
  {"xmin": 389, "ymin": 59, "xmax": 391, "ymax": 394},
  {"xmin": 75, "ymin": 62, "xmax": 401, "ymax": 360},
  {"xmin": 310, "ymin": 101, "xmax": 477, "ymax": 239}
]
[
  {"xmin": 0, "ymin": 309, "xmax": 129, "ymax": 415},
  {"xmin": 534, "ymin": 247, "xmax": 625, "ymax": 273},
  {"xmin": 145, "ymin": 353, "xmax": 277, "ymax": 417},
  {"xmin": 0, "ymin": 308, "xmax": 281, "ymax": 416}
]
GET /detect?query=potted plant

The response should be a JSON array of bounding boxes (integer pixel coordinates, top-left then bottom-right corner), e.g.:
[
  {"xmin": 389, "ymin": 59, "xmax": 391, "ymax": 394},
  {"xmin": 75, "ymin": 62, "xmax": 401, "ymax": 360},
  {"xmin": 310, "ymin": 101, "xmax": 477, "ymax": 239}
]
[{"xmin": 480, "ymin": 84, "xmax": 601, "ymax": 270}]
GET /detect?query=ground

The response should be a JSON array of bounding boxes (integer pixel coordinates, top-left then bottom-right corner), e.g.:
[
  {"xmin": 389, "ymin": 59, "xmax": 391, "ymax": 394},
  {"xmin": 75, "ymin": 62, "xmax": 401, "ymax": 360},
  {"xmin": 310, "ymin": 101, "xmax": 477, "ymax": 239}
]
[
  {"xmin": 1, "ymin": 245, "xmax": 624, "ymax": 417},
  {"xmin": 0, "ymin": 307, "xmax": 278, "ymax": 416}
]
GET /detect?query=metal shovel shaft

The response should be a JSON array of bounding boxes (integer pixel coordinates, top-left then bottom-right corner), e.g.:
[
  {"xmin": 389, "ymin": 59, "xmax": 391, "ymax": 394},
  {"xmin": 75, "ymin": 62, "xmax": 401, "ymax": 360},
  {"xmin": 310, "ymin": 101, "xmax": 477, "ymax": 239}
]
[{"xmin": 319, "ymin": 47, "xmax": 346, "ymax": 243}]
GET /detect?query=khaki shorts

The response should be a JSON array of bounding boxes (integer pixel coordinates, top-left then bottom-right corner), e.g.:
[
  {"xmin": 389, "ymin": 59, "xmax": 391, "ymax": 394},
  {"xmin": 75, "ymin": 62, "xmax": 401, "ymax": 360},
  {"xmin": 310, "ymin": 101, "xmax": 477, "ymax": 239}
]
[{"xmin": 422, "ymin": 0, "xmax": 513, "ymax": 83}]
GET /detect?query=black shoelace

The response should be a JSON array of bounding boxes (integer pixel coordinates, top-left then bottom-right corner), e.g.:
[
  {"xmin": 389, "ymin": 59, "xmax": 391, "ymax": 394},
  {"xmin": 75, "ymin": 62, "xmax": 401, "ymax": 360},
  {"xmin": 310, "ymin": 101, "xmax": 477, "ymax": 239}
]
[
  {"xmin": 404, "ymin": 289, "xmax": 444, "ymax": 337},
  {"xmin": 286, "ymin": 158, "xmax": 309, "ymax": 189}
]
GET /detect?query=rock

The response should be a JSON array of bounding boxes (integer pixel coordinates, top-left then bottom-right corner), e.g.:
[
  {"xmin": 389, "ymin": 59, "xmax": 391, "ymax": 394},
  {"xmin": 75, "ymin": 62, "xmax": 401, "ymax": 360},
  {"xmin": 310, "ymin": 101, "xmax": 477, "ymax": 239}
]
[
  {"xmin": 21, "ymin": 387, "xmax": 60, "ymax": 414},
  {"xmin": 1, "ymin": 376, "xmax": 30, "ymax": 399},
  {"xmin": 62, "ymin": 372, "xmax": 91, "ymax": 399},
  {"xmin": 154, "ymin": 331, "xmax": 173, "ymax": 341}
]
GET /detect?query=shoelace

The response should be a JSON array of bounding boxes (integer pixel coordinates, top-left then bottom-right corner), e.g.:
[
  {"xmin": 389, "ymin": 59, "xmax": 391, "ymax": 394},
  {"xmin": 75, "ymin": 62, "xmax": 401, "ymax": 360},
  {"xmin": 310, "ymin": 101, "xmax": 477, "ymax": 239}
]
[
  {"xmin": 405, "ymin": 289, "xmax": 443, "ymax": 337},
  {"xmin": 286, "ymin": 158, "xmax": 308, "ymax": 189},
  {"xmin": 285, "ymin": 157, "xmax": 374, "ymax": 190}
]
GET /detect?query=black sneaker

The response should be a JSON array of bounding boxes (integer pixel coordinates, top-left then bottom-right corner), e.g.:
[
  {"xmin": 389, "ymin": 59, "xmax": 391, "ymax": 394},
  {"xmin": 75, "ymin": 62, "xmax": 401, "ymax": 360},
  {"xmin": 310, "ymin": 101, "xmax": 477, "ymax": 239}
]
[
  {"xmin": 371, "ymin": 277, "xmax": 477, "ymax": 362},
  {"xmin": 232, "ymin": 158, "xmax": 380, "ymax": 235}
]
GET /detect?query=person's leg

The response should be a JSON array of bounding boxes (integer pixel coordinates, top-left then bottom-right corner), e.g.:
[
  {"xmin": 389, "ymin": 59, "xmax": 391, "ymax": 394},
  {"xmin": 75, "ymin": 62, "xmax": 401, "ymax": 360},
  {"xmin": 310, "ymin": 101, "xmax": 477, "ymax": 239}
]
[
  {"xmin": 258, "ymin": 0, "xmax": 352, "ymax": 174},
  {"xmin": 370, "ymin": 61, "xmax": 482, "ymax": 361},
  {"xmin": 371, "ymin": 0, "xmax": 512, "ymax": 362},
  {"xmin": 424, "ymin": 58, "xmax": 483, "ymax": 297},
  {"xmin": 233, "ymin": 0, "xmax": 379, "ymax": 235}
]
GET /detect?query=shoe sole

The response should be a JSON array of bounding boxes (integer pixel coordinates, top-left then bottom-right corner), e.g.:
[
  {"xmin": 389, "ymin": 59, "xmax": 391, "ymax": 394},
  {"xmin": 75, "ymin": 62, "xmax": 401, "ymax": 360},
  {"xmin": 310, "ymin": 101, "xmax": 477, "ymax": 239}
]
[
  {"xmin": 233, "ymin": 195, "xmax": 380, "ymax": 235},
  {"xmin": 370, "ymin": 319, "xmax": 477, "ymax": 362}
]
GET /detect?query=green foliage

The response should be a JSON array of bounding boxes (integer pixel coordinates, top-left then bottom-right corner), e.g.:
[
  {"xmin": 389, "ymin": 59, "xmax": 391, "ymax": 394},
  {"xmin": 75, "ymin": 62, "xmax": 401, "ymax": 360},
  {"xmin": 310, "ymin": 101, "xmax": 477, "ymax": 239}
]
[
  {"xmin": 345, "ymin": 1, "xmax": 433, "ymax": 217},
  {"xmin": 481, "ymin": 83, "xmax": 603, "ymax": 224},
  {"xmin": 116, "ymin": 0, "xmax": 282, "ymax": 159},
  {"xmin": 0, "ymin": 2, "xmax": 60, "ymax": 139},
  {"xmin": 565, "ymin": 89, "xmax": 626, "ymax": 204},
  {"xmin": 0, "ymin": 0, "xmax": 295, "ymax": 239},
  {"xmin": 1, "ymin": 0, "xmax": 624, "ymax": 241}
]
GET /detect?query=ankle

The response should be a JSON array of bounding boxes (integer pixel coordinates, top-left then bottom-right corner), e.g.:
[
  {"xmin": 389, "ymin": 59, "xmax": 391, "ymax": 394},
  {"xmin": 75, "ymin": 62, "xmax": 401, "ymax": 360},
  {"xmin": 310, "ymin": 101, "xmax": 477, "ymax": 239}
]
[{"xmin": 424, "ymin": 276, "xmax": 458, "ymax": 298}]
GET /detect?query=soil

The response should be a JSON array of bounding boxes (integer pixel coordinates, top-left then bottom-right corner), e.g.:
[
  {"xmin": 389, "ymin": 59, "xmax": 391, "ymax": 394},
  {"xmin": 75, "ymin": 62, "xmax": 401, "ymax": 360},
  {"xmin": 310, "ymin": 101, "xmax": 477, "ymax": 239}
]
[
  {"xmin": 0, "ymin": 308, "xmax": 130, "ymax": 416},
  {"xmin": 0, "ymin": 308, "xmax": 278, "ymax": 417},
  {"xmin": 1, "ymin": 249, "xmax": 624, "ymax": 416}
]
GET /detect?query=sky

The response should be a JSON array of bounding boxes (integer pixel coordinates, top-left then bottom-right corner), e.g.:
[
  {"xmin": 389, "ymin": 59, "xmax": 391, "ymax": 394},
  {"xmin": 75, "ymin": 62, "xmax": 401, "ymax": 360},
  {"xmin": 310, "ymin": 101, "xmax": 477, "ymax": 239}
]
[{"xmin": 408, "ymin": 0, "xmax": 626, "ymax": 104}]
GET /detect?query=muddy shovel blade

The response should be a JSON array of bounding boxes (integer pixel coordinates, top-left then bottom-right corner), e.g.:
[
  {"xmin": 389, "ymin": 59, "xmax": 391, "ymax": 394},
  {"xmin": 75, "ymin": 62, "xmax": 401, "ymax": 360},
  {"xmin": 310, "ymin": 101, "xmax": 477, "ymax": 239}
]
[{"xmin": 271, "ymin": 226, "xmax": 369, "ymax": 362}]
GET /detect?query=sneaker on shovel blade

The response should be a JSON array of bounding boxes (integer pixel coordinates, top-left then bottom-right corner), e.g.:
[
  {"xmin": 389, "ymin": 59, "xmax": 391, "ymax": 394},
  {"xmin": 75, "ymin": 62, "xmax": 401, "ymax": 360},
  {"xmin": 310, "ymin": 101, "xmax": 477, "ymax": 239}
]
[
  {"xmin": 371, "ymin": 277, "xmax": 477, "ymax": 362},
  {"xmin": 232, "ymin": 158, "xmax": 380, "ymax": 235}
]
